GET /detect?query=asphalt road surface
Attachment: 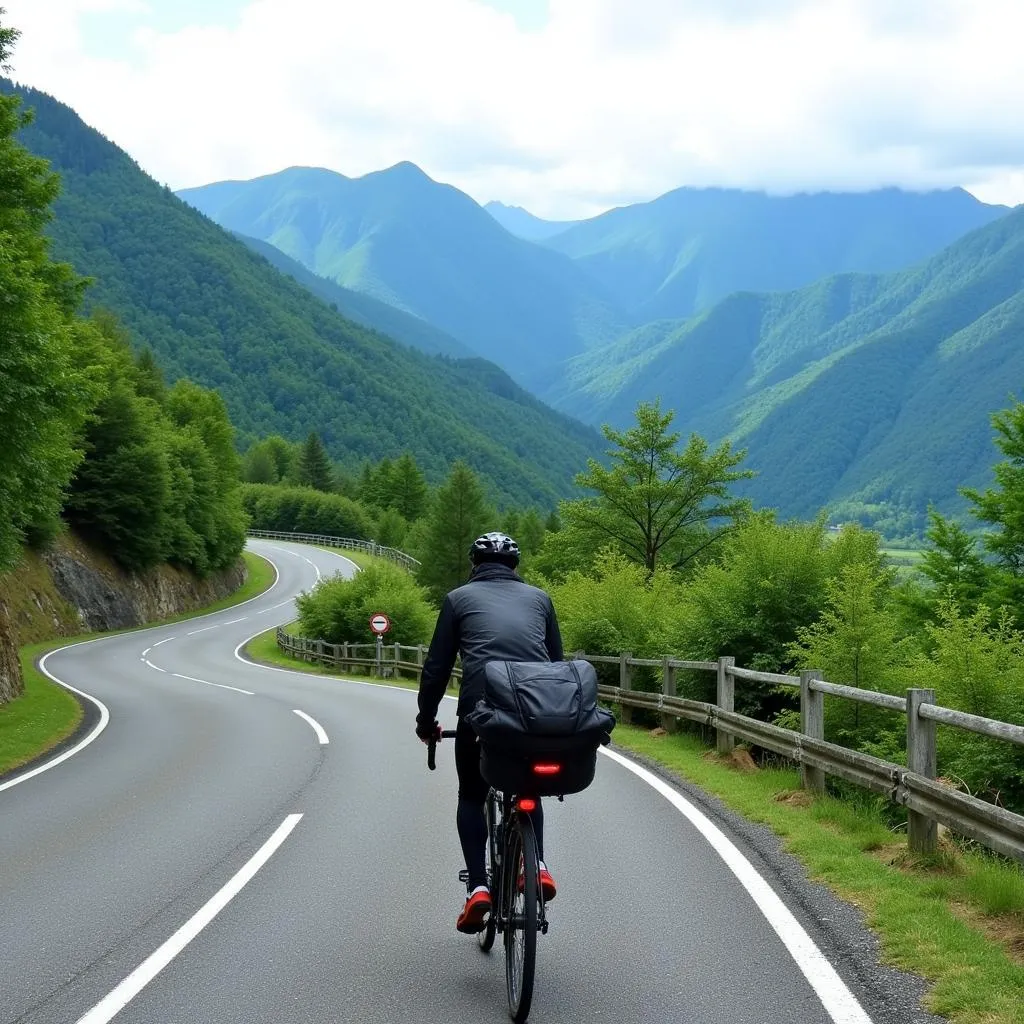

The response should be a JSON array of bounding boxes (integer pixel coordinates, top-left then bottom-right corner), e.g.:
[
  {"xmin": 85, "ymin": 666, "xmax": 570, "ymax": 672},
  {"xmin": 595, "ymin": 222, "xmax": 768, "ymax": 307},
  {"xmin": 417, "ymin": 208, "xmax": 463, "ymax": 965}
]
[{"xmin": 0, "ymin": 539, "xmax": 944, "ymax": 1024}]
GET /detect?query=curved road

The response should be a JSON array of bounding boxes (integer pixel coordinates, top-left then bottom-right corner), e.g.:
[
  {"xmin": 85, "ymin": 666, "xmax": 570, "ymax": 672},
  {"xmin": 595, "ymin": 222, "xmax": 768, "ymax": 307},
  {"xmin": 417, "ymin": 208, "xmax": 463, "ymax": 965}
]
[{"xmin": 0, "ymin": 540, "xmax": 941, "ymax": 1024}]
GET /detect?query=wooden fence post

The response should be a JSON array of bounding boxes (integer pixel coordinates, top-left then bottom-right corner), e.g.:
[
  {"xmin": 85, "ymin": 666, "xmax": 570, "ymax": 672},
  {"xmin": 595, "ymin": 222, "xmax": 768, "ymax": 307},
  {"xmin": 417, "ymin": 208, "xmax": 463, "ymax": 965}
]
[
  {"xmin": 716, "ymin": 656, "xmax": 735, "ymax": 755},
  {"xmin": 416, "ymin": 645, "xmax": 425, "ymax": 669},
  {"xmin": 800, "ymin": 670, "xmax": 825, "ymax": 794},
  {"xmin": 907, "ymin": 688, "xmax": 938, "ymax": 855},
  {"xmin": 342, "ymin": 641, "xmax": 350, "ymax": 671},
  {"xmin": 661, "ymin": 656, "xmax": 677, "ymax": 733},
  {"xmin": 620, "ymin": 651, "xmax": 633, "ymax": 725}
]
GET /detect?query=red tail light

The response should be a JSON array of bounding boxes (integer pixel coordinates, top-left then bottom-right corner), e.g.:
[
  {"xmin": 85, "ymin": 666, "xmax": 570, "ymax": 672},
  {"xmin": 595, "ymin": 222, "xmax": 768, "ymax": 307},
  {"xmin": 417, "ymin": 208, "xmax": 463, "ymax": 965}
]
[
  {"xmin": 517, "ymin": 797, "xmax": 537, "ymax": 812},
  {"xmin": 532, "ymin": 763, "xmax": 561, "ymax": 775}
]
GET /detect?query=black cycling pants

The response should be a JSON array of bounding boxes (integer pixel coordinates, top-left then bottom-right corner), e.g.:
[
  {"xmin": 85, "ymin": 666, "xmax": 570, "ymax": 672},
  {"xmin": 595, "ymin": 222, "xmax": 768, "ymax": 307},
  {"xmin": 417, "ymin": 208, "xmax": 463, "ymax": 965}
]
[{"xmin": 454, "ymin": 718, "xmax": 544, "ymax": 891}]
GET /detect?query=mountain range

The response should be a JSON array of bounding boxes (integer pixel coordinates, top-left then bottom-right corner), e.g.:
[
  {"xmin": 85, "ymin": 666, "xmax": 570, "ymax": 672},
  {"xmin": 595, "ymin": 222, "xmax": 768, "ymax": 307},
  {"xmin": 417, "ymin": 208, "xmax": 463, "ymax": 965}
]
[
  {"xmin": 179, "ymin": 168, "xmax": 1005, "ymax": 386},
  {"xmin": 11, "ymin": 73, "xmax": 1022, "ymax": 531},
  {"xmin": 177, "ymin": 166, "xmax": 629, "ymax": 379},
  {"xmin": 558, "ymin": 205, "xmax": 1024, "ymax": 526},
  {"xmin": 3, "ymin": 80, "xmax": 602, "ymax": 508}
]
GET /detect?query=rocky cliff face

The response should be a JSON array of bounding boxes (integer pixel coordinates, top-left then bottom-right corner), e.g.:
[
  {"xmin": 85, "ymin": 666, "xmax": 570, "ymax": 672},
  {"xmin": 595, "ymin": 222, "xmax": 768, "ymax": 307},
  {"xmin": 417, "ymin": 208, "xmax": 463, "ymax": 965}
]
[
  {"xmin": 0, "ymin": 534, "xmax": 246, "ymax": 704},
  {"xmin": 0, "ymin": 602, "xmax": 21, "ymax": 703},
  {"xmin": 41, "ymin": 540, "xmax": 245, "ymax": 633}
]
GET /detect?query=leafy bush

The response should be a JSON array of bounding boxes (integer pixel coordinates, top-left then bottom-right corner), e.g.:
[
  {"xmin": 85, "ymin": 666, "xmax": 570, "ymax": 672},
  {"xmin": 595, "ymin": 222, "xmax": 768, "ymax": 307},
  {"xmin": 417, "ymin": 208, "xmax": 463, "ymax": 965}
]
[
  {"xmin": 907, "ymin": 601, "xmax": 1024, "ymax": 809},
  {"xmin": 544, "ymin": 550, "xmax": 689, "ymax": 693},
  {"xmin": 241, "ymin": 483, "xmax": 369, "ymax": 539},
  {"xmin": 295, "ymin": 561, "xmax": 437, "ymax": 646}
]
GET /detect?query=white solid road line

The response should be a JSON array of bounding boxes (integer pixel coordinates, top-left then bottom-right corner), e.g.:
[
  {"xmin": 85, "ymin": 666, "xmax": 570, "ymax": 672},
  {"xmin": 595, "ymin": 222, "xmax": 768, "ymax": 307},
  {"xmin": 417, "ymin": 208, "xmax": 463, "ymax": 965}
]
[
  {"xmin": 172, "ymin": 673, "xmax": 254, "ymax": 696},
  {"xmin": 0, "ymin": 642, "xmax": 111, "ymax": 795},
  {"xmin": 1, "ymin": 548, "xmax": 284, "ymax": 797},
  {"xmin": 292, "ymin": 709, "xmax": 329, "ymax": 744},
  {"xmin": 599, "ymin": 747, "xmax": 874, "ymax": 1024},
  {"xmin": 74, "ymin": 813, "xmax": 303, "ymax": 1024}
]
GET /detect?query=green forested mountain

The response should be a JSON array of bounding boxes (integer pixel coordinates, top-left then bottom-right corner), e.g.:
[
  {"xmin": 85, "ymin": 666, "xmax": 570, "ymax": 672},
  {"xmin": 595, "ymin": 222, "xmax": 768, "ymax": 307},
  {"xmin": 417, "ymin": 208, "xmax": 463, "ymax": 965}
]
[
  {"xmin": 3, "ymin": 80, "xmax": 602, "ymax": 508},
  {"xmin": 177, "ymin": 165, "xmax": 630, "ymax": 376},
  {"xmin": 483, "ymin": 201, "xmax": 579, "ymax": 241},
  {"xmin": 554, "ymin": 207, "xmax": 1024, "ymax": 526},
  {"xmin": 544, "ymin": 186, "xmax": 1007, "ymax": 322},
  {"xmin": 233, "ymin": 232, "xmax": 474, "ymax": 357}
]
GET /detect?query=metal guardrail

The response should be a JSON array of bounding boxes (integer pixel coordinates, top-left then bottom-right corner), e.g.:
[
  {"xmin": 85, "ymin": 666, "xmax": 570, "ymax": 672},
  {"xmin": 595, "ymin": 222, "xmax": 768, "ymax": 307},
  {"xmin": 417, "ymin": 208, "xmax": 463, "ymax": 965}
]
[
  {"xmin": 275, "ymin": 629, "xmax": 1024, "ymax": 864},
  {"xmin": 247, "ymin": 529, "xmax": 420, "ymax": 570}
]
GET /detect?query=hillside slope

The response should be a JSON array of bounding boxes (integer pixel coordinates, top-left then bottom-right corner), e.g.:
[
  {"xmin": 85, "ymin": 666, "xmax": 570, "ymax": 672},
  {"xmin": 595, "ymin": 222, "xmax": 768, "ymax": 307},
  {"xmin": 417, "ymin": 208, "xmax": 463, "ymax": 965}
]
[
  {"xmin": 4, "ymin": 80, "xmax": 601, "ymax": 507},
  {"xmin": 177, "ymin": 166, "xmax": 630, "ymax": 376},
  {"xmin": 234, "ymin": 232, "xmax": 474, "ymax": 358},
  {"xmin": 545, "ymin": 186, "xmax": 1008, "ymax": 322},
  {"xmin": 555, "ymin": 207, "xmax": 1024, "ymax": 523}
]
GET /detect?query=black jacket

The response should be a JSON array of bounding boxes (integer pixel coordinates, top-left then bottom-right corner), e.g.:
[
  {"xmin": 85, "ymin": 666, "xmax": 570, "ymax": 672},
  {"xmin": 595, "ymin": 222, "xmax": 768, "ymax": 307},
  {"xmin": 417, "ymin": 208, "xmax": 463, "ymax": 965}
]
[{"xmin": 417, "ymin": 563, "xmax": 564, "ymax": 723}]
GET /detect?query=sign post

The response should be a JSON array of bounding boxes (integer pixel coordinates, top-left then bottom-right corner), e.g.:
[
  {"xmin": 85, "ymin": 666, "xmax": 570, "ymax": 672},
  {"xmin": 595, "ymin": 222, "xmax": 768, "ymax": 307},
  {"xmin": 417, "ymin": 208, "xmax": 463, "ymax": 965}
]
[{"xmin": 369, "ymin": 613, "xmax": 391, "ymax": 677}]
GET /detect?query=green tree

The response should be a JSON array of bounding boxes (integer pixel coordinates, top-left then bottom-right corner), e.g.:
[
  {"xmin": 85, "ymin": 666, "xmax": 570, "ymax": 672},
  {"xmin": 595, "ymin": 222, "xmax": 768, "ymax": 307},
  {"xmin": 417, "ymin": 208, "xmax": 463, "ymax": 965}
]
[
  {"xmin": 382, "ymin": 452, "xmax": 427, "ymax": 520},
  {"xmin": 261, "ymin": 435, "xmax": 298, "ymax": 483},
  {"xmin": 788, "ymin": 563, "xmax": 911, "ymax": 749},
  {"xmin": 164, "ymin": 380, "xmax": 246, "ymax": 573},
  {"xmin": 908, "ymin": 601, "xmax": 1024, "ymax": 808},
  {"xmin": 963, "ymin": 399, "xmax": 1024, "ymax": 579},
  {"xmin": 243, "ymin": 446, "xmax": 279, "ymax": 484},
  {"xmin": 562, "ymin": 400, "xmax": 753, "ymax": 572},
  {"xmin": 0, "ymin": 18, "xmax": 99, "ymax": 570},
  {"xmin": 374, "ymin": 507, "xmax": 408, "ymax": 549},
  {"xmin": 789, "ymin": 563, "xmax": 907, "ymax": 694},
  {"xmin": 133, "ymin": 345, "xmax": 166, "ymax": 403},
  {"xmin": 918, "ymin": 509, "xmax": 988, "ymax": 610},
  {"xmin": 415, "ymin": 461, "xmax": 493, "ymax": 602},
  {"xmin": 502, "ymin": 509, "xmax": 522, "ymax": 540},
  {"xmin": 518, "ymin": 508, "xmax": 546, "ymax": 555},
  {"xmin": 64, "ymin": 367, "xmax": 172, "ymax": 571},
  {"xmin": 297, "ymin": 431, "xmax": 333, "ymax": 492}
]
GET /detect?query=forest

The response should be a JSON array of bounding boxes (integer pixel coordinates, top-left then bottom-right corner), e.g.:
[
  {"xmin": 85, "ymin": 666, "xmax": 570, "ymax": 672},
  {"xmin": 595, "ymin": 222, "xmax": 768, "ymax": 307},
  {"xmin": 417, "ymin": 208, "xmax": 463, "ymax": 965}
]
[{"xmin": 274, "ymin": 400, "xmax": 1024, "ymax": 816}]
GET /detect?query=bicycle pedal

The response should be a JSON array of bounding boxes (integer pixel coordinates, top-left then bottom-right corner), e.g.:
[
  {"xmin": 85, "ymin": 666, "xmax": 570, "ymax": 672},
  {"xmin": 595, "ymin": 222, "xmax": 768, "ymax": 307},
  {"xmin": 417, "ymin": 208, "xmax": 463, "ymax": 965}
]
[{"xmin": 458, "ymin": 869, "xmax": 469, "ymax": 884}]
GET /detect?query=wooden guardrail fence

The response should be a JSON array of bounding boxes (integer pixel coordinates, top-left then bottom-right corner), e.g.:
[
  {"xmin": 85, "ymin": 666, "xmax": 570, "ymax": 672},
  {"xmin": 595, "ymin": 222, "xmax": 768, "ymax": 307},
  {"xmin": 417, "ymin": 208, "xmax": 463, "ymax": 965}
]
[{"xmin": 274, "ymin": 629, "xmax": 1024, "ymax": 865}]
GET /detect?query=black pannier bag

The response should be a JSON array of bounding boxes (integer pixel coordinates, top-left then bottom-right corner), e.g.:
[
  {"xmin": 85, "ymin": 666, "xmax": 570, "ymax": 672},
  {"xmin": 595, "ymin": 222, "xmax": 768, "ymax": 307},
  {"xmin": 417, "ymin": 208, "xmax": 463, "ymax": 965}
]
[{"xmin": 465, "ymin": 659, "xmax": 616, "ymax": 796}]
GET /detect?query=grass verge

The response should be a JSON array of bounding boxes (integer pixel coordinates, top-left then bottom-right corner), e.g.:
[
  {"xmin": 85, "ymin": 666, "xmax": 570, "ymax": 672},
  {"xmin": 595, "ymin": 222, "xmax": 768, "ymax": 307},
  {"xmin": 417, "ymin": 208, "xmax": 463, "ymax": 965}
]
[
  {"xmin": 614, "ymin": 725, "xmax": 1024, "ymax": 1024},
  {"xmin": 0, "ymin": 551, "xmax": 276, "ymax": 778}
]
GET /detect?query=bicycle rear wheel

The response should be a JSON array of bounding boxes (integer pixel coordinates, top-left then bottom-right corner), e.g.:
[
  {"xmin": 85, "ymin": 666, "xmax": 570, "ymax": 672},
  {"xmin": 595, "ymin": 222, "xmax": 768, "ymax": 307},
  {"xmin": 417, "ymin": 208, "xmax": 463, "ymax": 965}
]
[
  {"xmin": 478, "ymin": 790, "xmax": 497, "ymax": 952},
  {"xmin": 503, "ymin": 812, "xmax": 537, "ymax": 1023}
]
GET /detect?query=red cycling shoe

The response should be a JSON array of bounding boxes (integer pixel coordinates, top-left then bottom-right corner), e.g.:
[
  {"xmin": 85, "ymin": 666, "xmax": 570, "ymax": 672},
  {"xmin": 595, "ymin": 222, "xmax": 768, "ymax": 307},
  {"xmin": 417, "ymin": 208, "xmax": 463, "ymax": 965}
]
[{"xmin": 457, "ymin": 888, "xmax": 492, "ymax": 933}]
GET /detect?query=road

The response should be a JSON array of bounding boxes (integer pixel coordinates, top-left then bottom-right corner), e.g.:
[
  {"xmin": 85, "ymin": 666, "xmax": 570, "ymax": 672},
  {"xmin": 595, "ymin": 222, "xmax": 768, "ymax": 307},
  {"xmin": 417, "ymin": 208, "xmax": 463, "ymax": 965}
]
[{"xmin": 0, "ymin": 539, "xmax": 942, "ymax": 1024}]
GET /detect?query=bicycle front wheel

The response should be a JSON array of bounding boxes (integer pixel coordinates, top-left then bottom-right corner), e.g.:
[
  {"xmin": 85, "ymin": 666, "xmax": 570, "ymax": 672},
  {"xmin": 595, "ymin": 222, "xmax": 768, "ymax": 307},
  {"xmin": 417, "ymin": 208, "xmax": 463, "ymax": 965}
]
[{"xmin": 503, "ymin": 811, "xmax": 538, "ymax": 1023}]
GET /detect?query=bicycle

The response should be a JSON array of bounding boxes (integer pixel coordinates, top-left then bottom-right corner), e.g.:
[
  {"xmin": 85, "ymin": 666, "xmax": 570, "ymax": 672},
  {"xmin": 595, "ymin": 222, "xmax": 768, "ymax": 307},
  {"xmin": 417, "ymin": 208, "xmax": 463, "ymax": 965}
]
[{"xmin": 428, "ymin": 729, "xmax": 548, "ymax": 1023}]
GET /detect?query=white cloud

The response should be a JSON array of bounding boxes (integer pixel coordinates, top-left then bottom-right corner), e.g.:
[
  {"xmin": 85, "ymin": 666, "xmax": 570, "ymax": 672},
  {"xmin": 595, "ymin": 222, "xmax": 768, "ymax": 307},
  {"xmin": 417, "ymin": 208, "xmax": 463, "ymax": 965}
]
[{"xmin": 4, "ymin": 0, "xmax": 1024, "ymax": 217}]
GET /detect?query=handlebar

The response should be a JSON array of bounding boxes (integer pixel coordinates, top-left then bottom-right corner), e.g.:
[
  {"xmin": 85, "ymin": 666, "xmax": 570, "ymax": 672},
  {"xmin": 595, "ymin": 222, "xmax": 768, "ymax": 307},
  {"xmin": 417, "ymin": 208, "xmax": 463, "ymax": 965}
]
[{"xmin": 427, "ymin": 729, "xmax": 458, "ymax": 771}]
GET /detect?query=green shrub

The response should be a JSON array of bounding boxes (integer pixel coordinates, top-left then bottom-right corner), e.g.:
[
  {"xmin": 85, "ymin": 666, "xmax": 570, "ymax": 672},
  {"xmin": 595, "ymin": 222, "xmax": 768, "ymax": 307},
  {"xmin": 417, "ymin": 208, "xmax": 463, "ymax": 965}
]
[
  {"xmin": 295, "ymin": 561, "xmax": 436, "ymax": 646},
  {"xmin": 241, "ymin": 483, "xmax": 369, "ymax": 539}
]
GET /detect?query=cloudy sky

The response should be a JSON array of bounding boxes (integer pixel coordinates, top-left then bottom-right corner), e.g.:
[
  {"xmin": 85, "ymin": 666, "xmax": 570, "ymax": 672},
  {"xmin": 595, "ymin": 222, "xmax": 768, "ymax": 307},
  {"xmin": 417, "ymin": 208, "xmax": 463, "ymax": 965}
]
[{"xmin": 4, "ymin": 0, "xmax": 1024, "ymax": 218}]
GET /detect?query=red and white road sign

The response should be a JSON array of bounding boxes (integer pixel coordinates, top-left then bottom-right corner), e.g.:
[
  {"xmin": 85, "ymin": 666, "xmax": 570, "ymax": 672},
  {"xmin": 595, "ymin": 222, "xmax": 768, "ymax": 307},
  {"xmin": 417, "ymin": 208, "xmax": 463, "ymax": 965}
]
[{"xmin": 369, "ymin": 613, "xmax": 391, "ymax": 635}]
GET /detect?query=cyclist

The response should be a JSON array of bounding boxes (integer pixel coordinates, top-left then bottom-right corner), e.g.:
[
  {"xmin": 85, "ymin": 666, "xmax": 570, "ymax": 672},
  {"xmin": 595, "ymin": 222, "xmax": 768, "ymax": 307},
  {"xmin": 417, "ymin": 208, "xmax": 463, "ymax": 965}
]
[{"xmin": 416, "ymin": 531, "xmax": 563, "ymax": 933}]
